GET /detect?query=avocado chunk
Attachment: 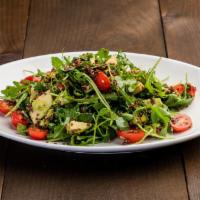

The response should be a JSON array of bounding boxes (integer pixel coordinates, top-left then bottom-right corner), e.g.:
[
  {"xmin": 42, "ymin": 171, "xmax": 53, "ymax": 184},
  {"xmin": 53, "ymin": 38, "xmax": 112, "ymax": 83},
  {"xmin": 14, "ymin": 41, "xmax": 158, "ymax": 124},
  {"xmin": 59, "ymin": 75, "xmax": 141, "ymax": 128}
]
[
  {"xmin": 30, "ymin": 90, "xmax": 52, "ymax": 124},
  {"xmin": 67, "ymin": 120, "xmax": 92, "ymax": 134},
  {"xmin": 134, "ymin": 82, "xmax": 145, "ymax": 94},
  {"xmin": 106, "ymin": 56, "xmax": 117, "ymax": 65}
]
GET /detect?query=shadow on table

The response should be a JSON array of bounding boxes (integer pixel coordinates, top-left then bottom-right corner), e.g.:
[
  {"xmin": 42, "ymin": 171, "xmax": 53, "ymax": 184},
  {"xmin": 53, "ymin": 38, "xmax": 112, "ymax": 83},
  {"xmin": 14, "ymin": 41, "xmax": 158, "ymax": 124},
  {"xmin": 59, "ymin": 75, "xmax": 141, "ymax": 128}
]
[
  {"xmin": 1, "ymin": 137, "xmax": 193, "ymax": 200},
  {"xmin": 2, "ymin": 137, "xmax": 184, "ymax": 171}
]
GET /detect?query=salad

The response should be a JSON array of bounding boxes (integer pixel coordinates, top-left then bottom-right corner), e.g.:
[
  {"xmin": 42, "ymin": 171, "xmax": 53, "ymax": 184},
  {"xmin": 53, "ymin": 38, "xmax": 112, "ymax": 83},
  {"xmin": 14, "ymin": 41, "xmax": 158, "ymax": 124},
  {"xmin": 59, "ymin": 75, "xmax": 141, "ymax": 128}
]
[{"xmin": 0, "ymin": 49, "xmax": 196, "ymax": 145}]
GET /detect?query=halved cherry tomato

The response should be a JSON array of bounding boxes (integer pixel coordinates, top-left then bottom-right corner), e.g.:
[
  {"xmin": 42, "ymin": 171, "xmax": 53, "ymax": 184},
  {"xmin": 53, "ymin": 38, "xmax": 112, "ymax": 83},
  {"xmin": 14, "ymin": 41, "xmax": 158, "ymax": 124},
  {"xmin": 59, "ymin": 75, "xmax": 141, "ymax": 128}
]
[
  {"xmin": 188, "ymin": 84, "xmax": 196, "ymax": 97},
  {"xmin": 94, "ymin": 71, "xmax": 111, "ymax": 92},
  {"xmin": 0, "ymin": 100, "xmax": 11, "ymax": 114},
  {"xmin": 24, "ymin": 75, "xmax": 41, "ymax": 82},
  {"xmin": 171, "ymin": 114, "xmax": 192, "ymax": 133},
  {"xmin": 172, "ymin": 84, "xmax": 185, "ymax": 95},
  {"xmin": 11, "ymin": 111, "xmax": 28, "ymax": 127},
  {"xmin": 117, "ymin": 129, "xmax": 145, "ymax": 143},
  {"xmin": 28, "ymin": 127, "xmax": 48, "ymax": 140}
]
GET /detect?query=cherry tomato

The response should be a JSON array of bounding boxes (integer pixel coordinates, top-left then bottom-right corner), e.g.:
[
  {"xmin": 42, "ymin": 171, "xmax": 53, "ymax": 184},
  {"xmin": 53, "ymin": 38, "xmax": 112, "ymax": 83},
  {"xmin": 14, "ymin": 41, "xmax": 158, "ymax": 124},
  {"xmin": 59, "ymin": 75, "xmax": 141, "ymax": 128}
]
[
  {"xmin": 188, "ymin": 84, "xmax": 196, "ymax": 97},
  {"xmin": 0, "ymin": 100, "xmax": 11, "ymax": 114},
  {"xmin": 117, "ymin": 129, "xmax": 145, "ymax": 143},
  {"xmin": 171, "ymin": 114, "xmax": 192, "ymax": 133},
  {"xmin": 94, "ymin": 71, "xmax": 111, "ymax": 92},
  {"xmin": 11, "ymin": 111, "xmax": 28, "ymax": 127},
  {"xmin": 24, "ymin": 75, "xmax": 41, "ymax": 82},
  {"xmin": 28, "ymin": 127, "xmax": 48, "ymax": 140},
  {"xmin": 172, "ymin": 84, "xmax": 185, "ymax": 95}
]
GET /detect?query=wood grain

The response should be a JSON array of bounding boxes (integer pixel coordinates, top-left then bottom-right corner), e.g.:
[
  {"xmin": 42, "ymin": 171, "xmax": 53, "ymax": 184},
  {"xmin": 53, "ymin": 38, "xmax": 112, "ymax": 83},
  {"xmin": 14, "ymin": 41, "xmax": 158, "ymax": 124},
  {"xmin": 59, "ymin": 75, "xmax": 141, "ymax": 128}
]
[
  {"xmin": 160, "ymin": 0, "xmax": 200, "ymax": 66},
  {"xmin": 0, "ymin": 0, "xmax": 30, "ymax": 197},
  {"xmin": 24, "ymin": 0, "xmax": 166, "ymax": 56},
  {"xmin": 159, "ymin": 0, "xmax": 200, "ymax": 199},
  {"xmin": 1, "ymin": 0, "xmax": 189, "ymax": 200},
  {"xmin": 0, "ymin": 0, "xmax": 30, "ymax": 64},
  {"xmin": 3, "ymin": 143, "xmax": 188, "ymax": 200}
]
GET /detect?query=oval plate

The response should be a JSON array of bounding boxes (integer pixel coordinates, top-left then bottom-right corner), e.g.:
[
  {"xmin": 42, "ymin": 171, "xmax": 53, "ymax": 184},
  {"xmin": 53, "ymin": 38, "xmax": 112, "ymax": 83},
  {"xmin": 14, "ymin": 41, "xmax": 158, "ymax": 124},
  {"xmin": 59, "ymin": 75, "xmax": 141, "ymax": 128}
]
[{"xmin": 0, "ymin": 52, "xmax": 200, "ymax": 153}]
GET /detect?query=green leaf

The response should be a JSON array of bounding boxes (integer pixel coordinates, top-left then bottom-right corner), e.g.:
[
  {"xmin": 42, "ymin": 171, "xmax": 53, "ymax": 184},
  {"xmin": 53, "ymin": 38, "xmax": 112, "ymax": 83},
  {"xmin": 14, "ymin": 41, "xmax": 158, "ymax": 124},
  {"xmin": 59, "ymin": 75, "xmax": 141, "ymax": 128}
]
[
  {"xmin": 164, "ymin": 94, "xmax": 193, "ymax": 109},
  {"xmin": 151, "ymin": 105, "xmax": 171, "ymax": 135},
  {"xmin": 76, "ymin": 113, "xmax": 94, "ymax": 122},
  {"xmin": 120, "ymin": 113, "xmax": 133, "ymax": 121},
  {"xmin": 63, "ymin": 56, "xmax": 72, "ymax": 65},
  {"xmin": 6, "ymin": 92, "xmax": 28, "ymax": 116},
  {"xmin": 51, "ymin": 57, "xmax": 64, "ymax": 70},
  {"xmin": 33, "ymin": 82, "xmax": 47, "ymax": 92},
  {"xmin": 115, "ymin": 117, "xmax": 129, "ymax": 130},
  {"xmin": 54, "ymin": 90, "xmax": 74, "ymax": 105},
  {"xmin": 1, "ymin": 81, "xmax": 26, "ymax": 99},
  {"xmin": 114, "ymin": 76, "xmax": 137, "ymax": 91},
  {"xmin": 95, "ymin": 48, "xmax": 111, "ymax": 63},
  {"xmin": 17, "ymin": 124, "xmax": 27, "ymax": 136},
  {"xmin": 80, "ymin": 71, "xmax": 111, "ymax": 111},
  {"xmin": 145, "ymin": 58, "xmax": 162, "ymax": 95},
  {"xmin": 48, "ymin": 124, "xmax": 68, "ymax": 141},
  {"xmin": 151, "ymin": 106, "xmax": 170, "ymax": 123}
]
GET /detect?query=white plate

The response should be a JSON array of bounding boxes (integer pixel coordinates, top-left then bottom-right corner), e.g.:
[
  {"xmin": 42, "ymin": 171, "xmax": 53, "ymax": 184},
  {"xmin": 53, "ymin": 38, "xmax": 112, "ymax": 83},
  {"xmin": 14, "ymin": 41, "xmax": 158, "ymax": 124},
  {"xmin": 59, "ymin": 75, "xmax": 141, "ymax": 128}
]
[{"xmin": 0, "ymin": 52, "xmax": 200, "ymax": 153}]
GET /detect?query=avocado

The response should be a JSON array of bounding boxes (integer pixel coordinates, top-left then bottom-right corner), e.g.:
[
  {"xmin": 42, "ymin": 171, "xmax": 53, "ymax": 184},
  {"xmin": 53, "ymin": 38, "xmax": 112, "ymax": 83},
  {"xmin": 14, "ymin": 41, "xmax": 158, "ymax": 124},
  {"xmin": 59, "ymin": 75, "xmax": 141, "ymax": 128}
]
[
  {"xmin": 143, "ymin": 98, "xmax": 163, "ymax": 106},
  {"xmin": 106, "ymin": 56, "xmax": 117, "ymax": 65},
  {"xmin": 134, "ymin": 82, "xmax": 145, "ymax": 94},
  {"xmin": 30, "ymin": 87, "xmax": 37, "ymax": 102},
  {"xmin": 67, "ymin": 120, "xmax": 92, "ymax": 134},
  {"xmin": 153, "ymin": 98, "xmax": 163, "ymax": 106},
  {"xmin": 39, "ymin": 109, "xmax": 54, "ymax": 127},
  {"xmin": 30, "ymin": 90, "xmax": 52, "ymax": 124}
]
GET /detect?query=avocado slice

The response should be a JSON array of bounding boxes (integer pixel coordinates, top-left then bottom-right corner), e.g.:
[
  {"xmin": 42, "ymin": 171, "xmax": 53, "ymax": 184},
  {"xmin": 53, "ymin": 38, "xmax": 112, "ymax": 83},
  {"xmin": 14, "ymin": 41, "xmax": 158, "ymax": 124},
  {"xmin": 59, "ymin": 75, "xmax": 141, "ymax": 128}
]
[
  {"xmin": 30, "ymin": 90, "xmax": 52, "ymax": 124},
  {"xmin": 67, "ymin": 120, "xmax": 92, "ymax": 134},
  {"xmin": 106, "ymin": 56, "xmax": 117, "ymax": 65}
]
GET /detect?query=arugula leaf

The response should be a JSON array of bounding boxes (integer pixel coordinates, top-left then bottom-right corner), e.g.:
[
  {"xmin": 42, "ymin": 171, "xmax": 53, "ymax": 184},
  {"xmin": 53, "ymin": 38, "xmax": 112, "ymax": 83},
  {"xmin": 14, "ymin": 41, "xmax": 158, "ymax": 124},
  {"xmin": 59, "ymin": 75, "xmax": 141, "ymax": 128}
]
[
  {"xmin": 6, "ymin": 92, "xmax": 28, "ymax": 116},
  {"xmin": 164, "ymin": 94, "xmax": 193, "ymax": 109},
  {"xmin": 115, "ymin": 117, "xmax": 129, "ymax": 130},
  {"xmin": 151, "ymin": 105, "xmax": 171, "ymax": 135},
  {"xmin": 54, "ymin": 90, "xmax": 74, "ymax": 105},
  {"xmin": 1, "ymin": 81, "xmax": 26, "ymax": 99},
  {"xmin": 17, "ymin": 124, "xmax": 27, "ymax": 136},
  {"xmin": 48, "ymin": 123, "xmax": 69, "ymax": 142},
  {"xmin": 95, "ymin": 48, "xmax": 111, "ymax": 63},
  {"xmin": 63, "ymin": 56, "xmax": 72, "ymax": 65},
  {"xmin": 76, "ymin": 113, "xmax": 94, "ymax": 122},
  {"xmin": 114, "ymin": 76, "xmax": 137, "ymax": 92},
  {"xmin": 80, "ymin": 71, "xmax": 111, "ymax": 111},
  {"xmin": 51, "ymin": 57, "xmax": 64, "ymax": 70},
  {"xmin": 33, "ymin": 82, "xmax": 47, "ymax": 92},
  {"xmin": 145, "ymin": 58, "xmax": 162, "ymax": 95},
  {"xmin": 116, "ymin": 51, "xmax": 135, "ymax": 70},
  {"xmin": 120, "ymin": 113, "xmax": 133, "ymax": 121}
]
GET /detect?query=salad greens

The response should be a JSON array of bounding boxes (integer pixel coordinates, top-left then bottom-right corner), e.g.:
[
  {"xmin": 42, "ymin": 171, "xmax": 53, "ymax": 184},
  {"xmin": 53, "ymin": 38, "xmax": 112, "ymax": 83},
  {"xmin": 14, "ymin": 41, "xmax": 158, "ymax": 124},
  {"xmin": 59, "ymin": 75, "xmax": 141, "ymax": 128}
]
[{"xmin": 0, "ymin": 48, "xmax": 196, "ymax": 145}]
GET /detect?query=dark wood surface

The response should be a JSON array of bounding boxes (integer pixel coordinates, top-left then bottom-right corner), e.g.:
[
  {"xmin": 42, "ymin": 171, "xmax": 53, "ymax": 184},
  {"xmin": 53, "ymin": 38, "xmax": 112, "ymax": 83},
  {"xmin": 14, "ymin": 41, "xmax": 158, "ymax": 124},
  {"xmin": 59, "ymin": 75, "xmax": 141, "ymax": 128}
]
[
  {"xmin": 0, "ymin": 0, "xmax": 199, "ymax": 199},
  {"xmin": 160, "ymin": 1, "xmax": 200, "ymax": 199}
]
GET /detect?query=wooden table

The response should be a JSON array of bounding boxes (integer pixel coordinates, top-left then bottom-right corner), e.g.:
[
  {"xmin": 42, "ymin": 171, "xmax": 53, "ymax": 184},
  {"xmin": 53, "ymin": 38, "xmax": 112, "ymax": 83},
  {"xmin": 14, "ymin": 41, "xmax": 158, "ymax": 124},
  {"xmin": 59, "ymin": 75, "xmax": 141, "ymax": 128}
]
[{"xmin": 0, "ymin": 0, "xmax": 200, "ymax": 199}]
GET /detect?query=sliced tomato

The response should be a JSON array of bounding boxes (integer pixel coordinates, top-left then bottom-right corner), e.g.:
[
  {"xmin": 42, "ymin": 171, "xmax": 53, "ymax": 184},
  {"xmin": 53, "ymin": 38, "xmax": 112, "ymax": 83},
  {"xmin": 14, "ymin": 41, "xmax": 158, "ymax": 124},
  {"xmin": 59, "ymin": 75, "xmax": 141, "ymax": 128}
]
[
  {"xmin": 23, "ymin": 75, "xmax": 41, "ymax": 83},
  {"xmin": 0, "ymin": 100, "xmax": 11, "ymax": 114},
  {"xmin": 172, "ymin": 84, "xmax": 185, "ymax": 95},
  {"xmin": 117, "ymin": 129, "xmax": 145, "ymax": 143},
  {"xmin": 11, "ymin": 111, "xmax": 28, "ymax": 127},
  {"xmin": 188, "ymin": 84, "xmax": 196, "ymax": 97},
  {"xmin": 28, "ymin": 127, "xmax": 48, "ymax": 140},
  {"xmin": 94, "ymin": 71, "xmax": 111, "ymax": 92},
  {"xmin": 171, "ymin": 114, "xmax": 192, "ymax": 133}
]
